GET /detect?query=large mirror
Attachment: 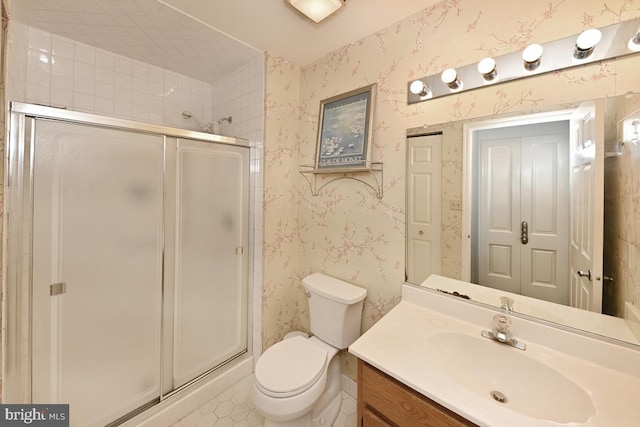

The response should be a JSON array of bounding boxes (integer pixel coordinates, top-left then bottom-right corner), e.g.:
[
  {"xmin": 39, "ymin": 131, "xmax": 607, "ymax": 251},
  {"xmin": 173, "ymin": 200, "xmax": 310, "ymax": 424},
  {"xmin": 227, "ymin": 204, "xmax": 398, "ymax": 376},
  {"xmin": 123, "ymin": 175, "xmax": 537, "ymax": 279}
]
[{"xmin": 406, "ymin": 92, "xmax": 640, "ymax": 347}]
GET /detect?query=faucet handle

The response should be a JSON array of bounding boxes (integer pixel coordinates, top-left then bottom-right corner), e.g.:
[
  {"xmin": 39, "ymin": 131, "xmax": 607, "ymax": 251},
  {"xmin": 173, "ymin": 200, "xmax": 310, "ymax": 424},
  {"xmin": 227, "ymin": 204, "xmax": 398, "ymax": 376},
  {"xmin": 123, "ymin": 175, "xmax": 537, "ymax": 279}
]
[
  {"xmin": 493, "ymin": 314, "xmax": 512, "ymax": 334},
  {"xmin": 500, "ymin": 296, "xmax": 515, "ymax": 312}
]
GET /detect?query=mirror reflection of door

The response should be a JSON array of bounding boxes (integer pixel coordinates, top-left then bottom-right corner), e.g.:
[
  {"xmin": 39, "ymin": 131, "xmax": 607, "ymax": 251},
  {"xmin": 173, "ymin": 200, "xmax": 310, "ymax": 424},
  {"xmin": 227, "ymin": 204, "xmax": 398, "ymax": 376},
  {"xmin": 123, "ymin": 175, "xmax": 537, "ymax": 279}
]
[
  {"xmin": 406, "ymin": 134, "xmax": 442, "ymax": 284},
  {"xmin": 569, "ymin": 101, "xmax": 605, "ymax": 313},
  {"xmin": 469, "ymin": 101, "xmax": 605, "ymax": 312},
  {"xmin": 473, "ymin": 121, "xmax": 570, "ymax": 305}
]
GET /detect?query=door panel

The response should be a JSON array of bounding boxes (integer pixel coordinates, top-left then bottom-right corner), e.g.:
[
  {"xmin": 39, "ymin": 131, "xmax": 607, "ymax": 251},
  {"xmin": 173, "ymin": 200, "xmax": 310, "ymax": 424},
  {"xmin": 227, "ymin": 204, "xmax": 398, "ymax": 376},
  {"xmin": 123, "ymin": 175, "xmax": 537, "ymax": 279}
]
[
  {"xmin": 520, "ymin": 133, "xmax": 569, "ymax": 304},
  {"xmin": 406, "ymin": 135, "xmax": 442, "ymax": 284},
  {"xmin": 31, "ymin": 121, "xmax": 164, "ymax": 426},
  {"xmin": 173, "ymin": 139, "xmax": 249, "ymax": 388},
  {"xmin": 488, "ymin": 245, "xmax": 513, "ymax": 279},
  {"xmin": 478, "ymin": 139, "xmax": 520, "ymax": 294}
]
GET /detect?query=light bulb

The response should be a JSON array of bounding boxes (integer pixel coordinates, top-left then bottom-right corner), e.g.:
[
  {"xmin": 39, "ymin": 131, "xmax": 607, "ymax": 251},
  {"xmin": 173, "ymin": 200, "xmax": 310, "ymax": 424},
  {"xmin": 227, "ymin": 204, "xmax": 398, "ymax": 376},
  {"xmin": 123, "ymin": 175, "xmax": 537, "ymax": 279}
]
[
  {"xmin": 628, "ymin": 27, "xmax": 640, "ymax": 52},
  {"xmin": 477, "ymin": 58, "xmax": 497, "ymax": 81},
  {"xmin": 409, "ymin": 80, "xmax": 427, "ymax": 96},
  {"xmin": 441, "ymin": 68, "xmax": 457, "ymax": 84},
  {"xmin": 522, "ymin": 44, "xmax": 543, "ymax": 70},
  {"xmin": 574, "ymin": 29, "xmax": 602, "ymax": 59},
  {"xmin": 441, "ymin": 68, "xmax": 462, "ymax": 90}
]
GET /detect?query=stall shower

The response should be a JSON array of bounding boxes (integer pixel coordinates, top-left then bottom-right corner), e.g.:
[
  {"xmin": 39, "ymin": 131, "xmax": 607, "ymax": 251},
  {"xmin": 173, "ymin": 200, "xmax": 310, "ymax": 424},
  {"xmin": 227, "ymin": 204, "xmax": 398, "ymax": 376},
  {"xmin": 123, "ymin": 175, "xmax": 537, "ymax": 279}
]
[{"xmin": 4, "ymin": 103, "xmax": 252, "ymax": 426}]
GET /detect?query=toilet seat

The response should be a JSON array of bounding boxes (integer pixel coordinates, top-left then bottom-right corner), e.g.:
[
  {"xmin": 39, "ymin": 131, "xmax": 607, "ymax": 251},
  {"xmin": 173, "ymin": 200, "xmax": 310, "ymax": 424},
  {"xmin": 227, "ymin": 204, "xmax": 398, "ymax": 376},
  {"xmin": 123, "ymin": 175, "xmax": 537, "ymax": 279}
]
[{"xmin": 254, "ymin": 336, "xmax": 328, "ymax": 398}]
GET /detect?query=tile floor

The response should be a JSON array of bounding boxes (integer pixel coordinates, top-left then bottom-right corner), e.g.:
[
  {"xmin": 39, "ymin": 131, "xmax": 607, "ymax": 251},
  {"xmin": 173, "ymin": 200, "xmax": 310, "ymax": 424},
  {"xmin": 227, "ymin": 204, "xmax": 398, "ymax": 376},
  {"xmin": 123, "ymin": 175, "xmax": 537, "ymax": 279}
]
[{"xmin": 171, "ymin": 375, "xmax": 357, "ymax": 427}]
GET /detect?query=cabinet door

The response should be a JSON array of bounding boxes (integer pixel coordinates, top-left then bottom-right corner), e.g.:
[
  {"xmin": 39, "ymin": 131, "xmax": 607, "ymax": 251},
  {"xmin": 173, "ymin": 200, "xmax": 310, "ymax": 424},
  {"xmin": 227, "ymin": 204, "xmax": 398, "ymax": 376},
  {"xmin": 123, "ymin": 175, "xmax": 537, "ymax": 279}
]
[
  {"xmin": 363, "ymin": 408, "xmax": 393, "ymax": 427},
  {"xmin": 358, "ymin": 360, "xmax": 477, "ymax": 427}
]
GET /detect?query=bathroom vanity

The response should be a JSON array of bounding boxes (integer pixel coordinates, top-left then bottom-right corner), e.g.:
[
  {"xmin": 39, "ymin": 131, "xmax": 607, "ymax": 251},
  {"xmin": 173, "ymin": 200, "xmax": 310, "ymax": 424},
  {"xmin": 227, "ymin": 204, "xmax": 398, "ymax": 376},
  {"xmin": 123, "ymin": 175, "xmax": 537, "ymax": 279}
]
[
  {"xmin": 357, "ymin": 359, "xmax": 476, "ymax": 426},
  {"xmin": 349, "ymin": 276, "xmax": 640, "ymax": 426}
]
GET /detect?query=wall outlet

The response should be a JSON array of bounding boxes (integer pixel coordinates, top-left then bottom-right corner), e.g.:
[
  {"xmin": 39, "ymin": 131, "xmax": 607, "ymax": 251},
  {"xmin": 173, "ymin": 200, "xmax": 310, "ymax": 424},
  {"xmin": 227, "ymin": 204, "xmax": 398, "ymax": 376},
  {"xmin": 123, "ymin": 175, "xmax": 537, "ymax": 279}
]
[{"xmin": 449, "ymin": 200, "xmax": 462, "ymax": 211}]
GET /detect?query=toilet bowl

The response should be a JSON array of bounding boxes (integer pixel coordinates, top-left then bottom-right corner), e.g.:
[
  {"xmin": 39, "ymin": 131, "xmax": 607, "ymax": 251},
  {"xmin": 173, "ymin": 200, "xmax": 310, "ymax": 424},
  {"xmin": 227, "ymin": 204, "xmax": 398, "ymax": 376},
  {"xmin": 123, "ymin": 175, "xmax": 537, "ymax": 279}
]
[
  {"xmin": 251, "ymin": 273, "xmax": 367, "ymax": 427},
  {"xmin": 251, "ymin": 335, "xmax": 339, "ymax": 426}
]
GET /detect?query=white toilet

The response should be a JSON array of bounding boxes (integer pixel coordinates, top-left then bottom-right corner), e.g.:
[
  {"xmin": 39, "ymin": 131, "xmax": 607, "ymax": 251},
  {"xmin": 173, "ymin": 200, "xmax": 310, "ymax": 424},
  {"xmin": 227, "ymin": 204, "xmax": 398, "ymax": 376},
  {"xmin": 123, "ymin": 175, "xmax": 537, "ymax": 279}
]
[{"xmin": 251, "ymin": 273, "xmax": 367, "ymax": 427}]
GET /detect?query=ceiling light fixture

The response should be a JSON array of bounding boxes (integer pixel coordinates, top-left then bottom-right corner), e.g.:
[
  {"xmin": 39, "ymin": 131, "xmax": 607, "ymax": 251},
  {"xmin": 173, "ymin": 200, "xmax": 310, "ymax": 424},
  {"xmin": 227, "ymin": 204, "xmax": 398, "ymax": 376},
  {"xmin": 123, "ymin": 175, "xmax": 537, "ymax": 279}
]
[
  {"xmin": 522, "ymin": 44, "xmax": 543, "ymax": 71},
  {"xmin": 287, "ymin": 0, "xmax": 347, "ymax": 24},
  {"xmin": 477, "ymin": 57, "xmax": 498, "ymax": 81},
  {"xmin": 574, "ymin": 29, "xmax": 602, "ymax": 59},
  {"xmin": 441, "ymin": 68, "xmax": 462, "ymax": 90}
]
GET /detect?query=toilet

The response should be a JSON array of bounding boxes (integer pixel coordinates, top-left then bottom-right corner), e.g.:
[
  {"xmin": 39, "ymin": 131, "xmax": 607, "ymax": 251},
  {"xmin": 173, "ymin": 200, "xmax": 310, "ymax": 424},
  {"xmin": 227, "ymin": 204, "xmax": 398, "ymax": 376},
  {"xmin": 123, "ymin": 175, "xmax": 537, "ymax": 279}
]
[{"xmin": 251, "ymin": 273, "xmax": 367, "ymax": 427}]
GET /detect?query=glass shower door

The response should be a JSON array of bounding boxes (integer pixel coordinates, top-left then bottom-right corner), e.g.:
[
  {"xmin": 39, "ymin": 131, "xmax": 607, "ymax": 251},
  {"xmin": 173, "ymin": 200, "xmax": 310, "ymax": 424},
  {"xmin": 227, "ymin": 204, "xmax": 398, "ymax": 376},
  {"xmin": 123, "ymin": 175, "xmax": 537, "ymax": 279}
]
[
  {"xmin": 172, "ymin": 139, "xmax": 249, "ymax": 388},
  {"xmin": 31, "ymin": 120, "xmax": 165, "ymax": 426}
]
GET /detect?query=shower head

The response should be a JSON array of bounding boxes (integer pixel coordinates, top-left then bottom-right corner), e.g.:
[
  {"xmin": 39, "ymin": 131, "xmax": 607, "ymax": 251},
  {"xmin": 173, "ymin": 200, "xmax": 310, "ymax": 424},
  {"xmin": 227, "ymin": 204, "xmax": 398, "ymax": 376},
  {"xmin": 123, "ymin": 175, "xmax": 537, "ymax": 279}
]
[
  {"xmin": 181, "ymin": 111, "xmax": 211, "ymax": 132},
  {"xmin": 217, "ymin": 116, "xmax": 232, "ymax": 125}
]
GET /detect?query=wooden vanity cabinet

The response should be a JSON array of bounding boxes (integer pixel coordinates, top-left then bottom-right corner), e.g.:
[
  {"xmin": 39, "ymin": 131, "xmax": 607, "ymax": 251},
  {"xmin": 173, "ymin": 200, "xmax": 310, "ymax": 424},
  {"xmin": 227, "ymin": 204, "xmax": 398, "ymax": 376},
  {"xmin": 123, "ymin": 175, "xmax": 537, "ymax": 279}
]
[{"xmin": 357, "ymin": 359, "xmax": 477, "ymax": 427}]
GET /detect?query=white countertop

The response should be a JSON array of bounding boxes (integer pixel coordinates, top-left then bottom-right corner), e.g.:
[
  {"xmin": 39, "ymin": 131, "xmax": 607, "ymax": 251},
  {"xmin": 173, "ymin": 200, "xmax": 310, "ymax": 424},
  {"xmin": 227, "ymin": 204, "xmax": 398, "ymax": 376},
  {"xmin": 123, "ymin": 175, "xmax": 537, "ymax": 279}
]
[{"xmin": 349, "ymin": 282, "xmax": 640, "ymax": 427}]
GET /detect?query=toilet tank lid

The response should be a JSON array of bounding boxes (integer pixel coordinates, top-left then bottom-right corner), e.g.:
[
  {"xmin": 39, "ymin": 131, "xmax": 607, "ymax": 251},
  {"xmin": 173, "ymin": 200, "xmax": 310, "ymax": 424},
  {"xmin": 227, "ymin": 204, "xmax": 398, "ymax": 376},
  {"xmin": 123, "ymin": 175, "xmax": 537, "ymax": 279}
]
[{"xmin": 302, "ymin": 273, "xmax": 367, "ymax": 304}]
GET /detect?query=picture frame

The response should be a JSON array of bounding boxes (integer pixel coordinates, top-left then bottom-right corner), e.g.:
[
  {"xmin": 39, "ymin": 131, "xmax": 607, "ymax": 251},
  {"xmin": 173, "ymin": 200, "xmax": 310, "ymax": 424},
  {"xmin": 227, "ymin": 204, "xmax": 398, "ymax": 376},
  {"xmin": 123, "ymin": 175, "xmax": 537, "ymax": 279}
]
[{"xmin": 315, "ymin": 84, "xmax": 376, "ymax": 170}]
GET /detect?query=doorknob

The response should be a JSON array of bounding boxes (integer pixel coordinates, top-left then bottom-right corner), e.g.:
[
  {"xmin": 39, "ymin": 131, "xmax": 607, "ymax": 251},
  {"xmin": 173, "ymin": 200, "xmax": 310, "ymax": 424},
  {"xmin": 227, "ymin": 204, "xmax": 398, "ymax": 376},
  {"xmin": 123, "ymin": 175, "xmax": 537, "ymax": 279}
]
[
  {"xmin": 577, "ymin": 270, "xmax": 592, "ymax": 281},
  {"xmin": 520, "ymin": 221, "xmax": 528, "ymax": 245}
]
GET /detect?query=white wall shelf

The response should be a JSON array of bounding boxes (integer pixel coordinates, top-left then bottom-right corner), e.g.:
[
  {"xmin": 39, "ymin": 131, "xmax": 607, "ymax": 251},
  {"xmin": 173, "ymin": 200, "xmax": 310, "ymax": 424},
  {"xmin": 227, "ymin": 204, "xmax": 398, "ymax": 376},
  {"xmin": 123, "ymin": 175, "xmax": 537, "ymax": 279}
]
[{"xmin": 299, "ymin": 162, "xmax": 384, "ymax": 198}]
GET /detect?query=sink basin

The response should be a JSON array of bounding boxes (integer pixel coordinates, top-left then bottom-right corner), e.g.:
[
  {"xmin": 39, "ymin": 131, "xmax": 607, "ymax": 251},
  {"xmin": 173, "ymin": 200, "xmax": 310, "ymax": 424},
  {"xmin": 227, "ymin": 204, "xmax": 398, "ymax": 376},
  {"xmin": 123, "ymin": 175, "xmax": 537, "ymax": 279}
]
[{"xmin": 426, "ymin": 332, "xmax": 596, "ymax": 423}]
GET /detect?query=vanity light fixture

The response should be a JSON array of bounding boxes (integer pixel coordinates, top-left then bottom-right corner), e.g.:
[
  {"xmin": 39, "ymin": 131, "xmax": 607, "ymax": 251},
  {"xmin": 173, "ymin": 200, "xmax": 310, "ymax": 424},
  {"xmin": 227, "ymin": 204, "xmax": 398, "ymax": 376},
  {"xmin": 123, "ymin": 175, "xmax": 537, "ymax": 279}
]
[
  {"xmin": 477, "ymin": 57, "xmax": 498, "ymax": 81},
  {"xmin": 409, "ymin": 80, "xmax": 431, "ymax": 99},
  {"xmin": 574, "ymin": 29, "xmax": 602, "ymax": 59},
  {"xmin": 522, "ymin": 44, "xmax": 543, "ymax": 71},
  {"xmin": 628, "ymin": 26, "xmax": 640, "ymax": 52},
  {"xmin": 287, "ymin": 0, "xmax": 346, "ymax": 23},
  {"xmin": 441, "ymin": 68, "xmax": 462, "ymax": 90},
  {"xmin": 406, "ymin": 17, "xmax": 640, "ymax": 104}
]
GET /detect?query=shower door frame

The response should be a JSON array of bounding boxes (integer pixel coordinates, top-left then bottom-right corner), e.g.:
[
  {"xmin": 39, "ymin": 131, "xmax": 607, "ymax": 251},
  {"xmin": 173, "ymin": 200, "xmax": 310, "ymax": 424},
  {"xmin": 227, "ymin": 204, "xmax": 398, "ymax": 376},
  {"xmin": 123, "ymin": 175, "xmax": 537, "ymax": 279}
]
[{"xmin": 2, "ymin": 102, "xmax": 254, "ymax": 417}]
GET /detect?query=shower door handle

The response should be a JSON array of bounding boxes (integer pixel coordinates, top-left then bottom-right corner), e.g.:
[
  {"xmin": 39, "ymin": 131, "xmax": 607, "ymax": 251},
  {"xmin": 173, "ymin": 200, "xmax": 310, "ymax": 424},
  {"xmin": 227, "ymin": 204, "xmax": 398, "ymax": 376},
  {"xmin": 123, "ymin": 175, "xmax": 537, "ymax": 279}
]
[{"xmin": 520, "ymin": 221, "xmax": 528, "ymax": 245}]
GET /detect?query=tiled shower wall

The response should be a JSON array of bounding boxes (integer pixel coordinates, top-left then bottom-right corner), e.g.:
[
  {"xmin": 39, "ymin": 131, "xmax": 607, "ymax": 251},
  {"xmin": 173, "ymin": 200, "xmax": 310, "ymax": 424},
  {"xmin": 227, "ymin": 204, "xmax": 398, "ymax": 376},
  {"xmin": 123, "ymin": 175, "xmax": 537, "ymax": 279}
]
[
  {"xmin": 7, "ymin": 21, "xmax": 265, "ymax": 142},
  {"xmin": 3, "ymin": 17, "xmax": 266, "ymax": 398},
  {"xmin": 211, "ymin": 56, "xmax": 265, "ymax": 143},
  {"xmin": 7, "ymin": 21, "xmax": 213, "ymax": 130}
]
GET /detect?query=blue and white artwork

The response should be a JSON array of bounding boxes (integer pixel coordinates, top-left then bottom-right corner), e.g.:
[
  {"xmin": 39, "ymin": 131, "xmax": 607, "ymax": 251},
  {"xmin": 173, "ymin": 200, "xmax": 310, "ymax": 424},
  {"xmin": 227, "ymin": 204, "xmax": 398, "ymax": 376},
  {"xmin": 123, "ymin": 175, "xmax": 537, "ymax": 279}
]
[{"xmin": 317, "ymin": 90, "xmax": 371, "ymax": 168}]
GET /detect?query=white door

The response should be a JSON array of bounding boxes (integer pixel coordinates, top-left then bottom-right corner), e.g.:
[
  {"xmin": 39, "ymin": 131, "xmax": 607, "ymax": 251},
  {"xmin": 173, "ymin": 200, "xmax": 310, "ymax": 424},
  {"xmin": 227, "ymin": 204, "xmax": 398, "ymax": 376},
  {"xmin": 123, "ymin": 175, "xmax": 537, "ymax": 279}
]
[
  {"xmin": 477, "ymin": 122, "xmax": 570, "ymax": 304},
  {"xmin": 569, "ymin": 100, "xmax": 605, "ymax": 312},
  {"xmin": 406, "ymin": 134, "xmax": 442, "ymax": 284},
  {"xmin": 478, "ymin": 137, "xmax": 521, "ymax": 294},
  {"xmin": 520, "ymin": 133, "xmax": 570, "ymax": 303}
]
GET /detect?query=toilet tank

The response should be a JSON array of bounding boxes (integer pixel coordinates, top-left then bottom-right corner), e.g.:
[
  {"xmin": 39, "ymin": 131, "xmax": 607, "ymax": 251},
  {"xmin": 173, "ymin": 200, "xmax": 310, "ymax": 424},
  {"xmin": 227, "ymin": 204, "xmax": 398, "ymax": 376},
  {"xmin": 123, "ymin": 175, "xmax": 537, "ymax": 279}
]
[{"xmin": 302, "ymin": 273, "xmax": 367, "ymax": 349}]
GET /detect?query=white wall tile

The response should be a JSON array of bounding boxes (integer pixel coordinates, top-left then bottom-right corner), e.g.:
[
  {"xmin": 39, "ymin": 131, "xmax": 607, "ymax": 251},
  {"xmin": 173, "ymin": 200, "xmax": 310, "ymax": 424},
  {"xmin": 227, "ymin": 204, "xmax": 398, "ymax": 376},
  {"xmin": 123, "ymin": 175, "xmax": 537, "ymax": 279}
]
[
  {"xmin": 52, "ymin": 55, "xmax": 74, "ymax": 75},
  {"xmin": 27, "ymin": 27, "xmax": 51, "ymax": 52},
  {"xmin": 114, "ymin": 55, "xmax": 133, "ymax": 75},
  {"xmin": 114, "ymin": 72, "xmax": 133, "ymax": 89},
  {"xmin": 50, "ymin": 88, "xmax": 73, "ymax": 107},
  {"xmin": 74, "ymin": 61, "xmax": 95, "ymax": 80},
  {"xmin": 51, "ymin": 72, "xmax": 73, "ymax": 91},
  {"xmin": 51, "ymin": 34, "xmax": 75, "ymax": 57},
  {"xmin": 95, "ymin": 81, "xmax": 114, "ymax": 99},
  {"xmin": 96, "ymin": 49, "xmax": 115, "ymax": 70},
  {"xmin": 95, "ymin": 67, "xmax": 114, "ymax": 85},
  {"xmin": 74, "ymin": 41, "xmax": 95, "ymax": 64}
]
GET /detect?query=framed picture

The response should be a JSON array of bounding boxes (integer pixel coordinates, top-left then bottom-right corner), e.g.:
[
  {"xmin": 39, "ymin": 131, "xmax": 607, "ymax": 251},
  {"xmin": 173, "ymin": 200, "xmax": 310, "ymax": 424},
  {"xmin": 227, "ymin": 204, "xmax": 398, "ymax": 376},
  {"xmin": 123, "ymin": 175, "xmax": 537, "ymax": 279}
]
[{"xmin": 315, "ymin": 84, "xmax": 376, "ymax": 170}]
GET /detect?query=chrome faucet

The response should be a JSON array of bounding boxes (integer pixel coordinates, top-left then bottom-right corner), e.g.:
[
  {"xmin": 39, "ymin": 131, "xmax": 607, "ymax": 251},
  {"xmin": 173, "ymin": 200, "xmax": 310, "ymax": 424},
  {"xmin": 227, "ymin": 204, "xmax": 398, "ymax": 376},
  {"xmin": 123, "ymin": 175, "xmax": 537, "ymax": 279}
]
[{"xmin": 481, "ymin": 314, "xmax": 526, "ymax": 350}]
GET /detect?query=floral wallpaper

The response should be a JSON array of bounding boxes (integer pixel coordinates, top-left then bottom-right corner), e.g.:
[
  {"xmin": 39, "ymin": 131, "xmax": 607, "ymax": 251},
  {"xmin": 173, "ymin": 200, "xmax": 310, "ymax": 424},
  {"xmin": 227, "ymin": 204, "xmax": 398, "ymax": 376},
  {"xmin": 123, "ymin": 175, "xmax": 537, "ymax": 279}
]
[{"xmin": 263, "ymin": 0, "xmax": 640, "ymax": 379}]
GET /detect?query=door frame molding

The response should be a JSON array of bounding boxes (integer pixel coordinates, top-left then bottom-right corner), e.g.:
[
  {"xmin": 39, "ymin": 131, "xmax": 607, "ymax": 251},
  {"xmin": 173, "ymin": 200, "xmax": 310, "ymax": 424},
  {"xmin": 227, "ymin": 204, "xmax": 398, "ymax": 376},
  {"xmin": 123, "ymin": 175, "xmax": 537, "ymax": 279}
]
[{"xmin": 461, "ymin": 109, "xmax": 575, "ymax": 282}]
